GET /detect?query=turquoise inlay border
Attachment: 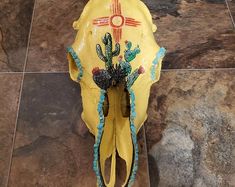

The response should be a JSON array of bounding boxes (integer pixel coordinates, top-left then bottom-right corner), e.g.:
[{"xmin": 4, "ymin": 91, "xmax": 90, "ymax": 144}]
[
  {"xmin": 67, "ymin": 47, "xmax": 83, "ymax": 81},
  {"xmin": 150, "ymin": 47, "xmax": 166, "ymax": 81},
  {"xmin": 93, "ymin": 89, "xmax": 106, "ymax": 187},
  {"xmin": 127, "ymin": 88, "xmax": 139, "ymax": 187},
  {"xmin": 93, "ymin": 88, "xmax": 138, "ymax": 187}
]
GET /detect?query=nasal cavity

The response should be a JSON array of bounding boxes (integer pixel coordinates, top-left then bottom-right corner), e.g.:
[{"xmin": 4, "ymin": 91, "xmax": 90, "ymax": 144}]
[
  {"xmin": 116, "ymin": 154, "xmax": 127, "ymax": 186},
  {"xmin": 121, "ymin": 89, "xmax": 130, "ymax": 117},
  {"xmin": 104, "ymin": 156, "xmax": 112, "ymax": 183},
  {"xmin": 103, "ymin": 93, "xmax": 109, "ymax": 117}
]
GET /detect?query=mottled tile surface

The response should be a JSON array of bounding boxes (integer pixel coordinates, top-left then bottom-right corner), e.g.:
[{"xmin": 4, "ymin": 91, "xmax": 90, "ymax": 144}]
[
  {"xmin": 144, "ymin": 0, "xmax": 235, "ymax": 69},
  {"xmin": 0, "ymin": 74, "xmax": 22, "ymax": 186},
  {"xmin": 8, "ymin": 73, "xmax": 149, "ymax": 187},
  {"xmin": 25, "ymin": 0, "xmax": 88, "ymax": 72},
  {"xmin": 4, "ymin": 0, "xmax": 235, "ymax": 186},
  {"xmin": 146, "ymin": 70, "xmax": 235, "ymax": 186},
  {"xmin": 0, "ymin": 0, "xmax": 35, "ymax": 72}
]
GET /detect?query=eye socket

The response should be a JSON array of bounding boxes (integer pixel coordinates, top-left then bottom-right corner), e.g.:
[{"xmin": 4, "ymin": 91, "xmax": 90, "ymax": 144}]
[
  {"xmin": 103, "ymin": 93, "xmax": 109, "ymax": 117},
  {"xmin": 121, "ymin": 89, "xmax": 130, "ymax": 117},
  {"xmin": 67, "ymin": 52, "xmax": 79, "ymax": 82}
]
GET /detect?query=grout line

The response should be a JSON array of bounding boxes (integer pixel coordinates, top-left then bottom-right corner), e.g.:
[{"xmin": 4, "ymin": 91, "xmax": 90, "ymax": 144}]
[
  {"xmin": 142, "ymin": 126, "xmax": 151, "ymax": 187},
  {"xmin": 5, "ymin": 0, "xmax": 37, "ymax": 186},
  {"xmin": 0, "ymin": 71, "xmax": 69, "ymax": 74},
  {"xmin": 1, "ymin": 68, "xmax": 235, "ymax": 75},
  {"xmin": 225, "ymin": 0, "xmax": 235, "ymax": 28},
  {"xmin": 161, "ymin": 68, "xmax": 235, "ymax": 72},
  {"xmin": 23, "ymin": 71, "xmax": 70, "ymax": 74},
  {"xmin": 0, "ymin": 72, "xmax": 23, "ymax": 74}
]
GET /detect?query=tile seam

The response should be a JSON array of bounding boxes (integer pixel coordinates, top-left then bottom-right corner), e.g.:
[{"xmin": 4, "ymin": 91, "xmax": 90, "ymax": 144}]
[
  {"xmin": 5, "ymin": 0, "xmax": 38, "ymax": 185},
  {"xmin": 143, "ymin": 126, "xmax": 151, "ymax": 187},
  {"xmin": 225, "ymin": 0, "xmax": 235, "ymax": 28},
  {"xmin": 1, "ymin": 67, "xmax": 235, "ymax": 75}
]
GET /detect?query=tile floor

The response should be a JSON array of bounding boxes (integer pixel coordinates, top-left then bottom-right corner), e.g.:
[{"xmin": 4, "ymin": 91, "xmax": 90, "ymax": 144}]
[{"xmin": 0, "ymin": 0, "xmax": 234, "ymax": 186}]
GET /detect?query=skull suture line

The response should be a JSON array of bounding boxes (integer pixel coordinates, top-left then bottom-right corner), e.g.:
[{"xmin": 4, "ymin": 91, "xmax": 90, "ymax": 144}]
[{"xmin": 67, "ymin": 0, "xmax": 166, "ymax": 186}]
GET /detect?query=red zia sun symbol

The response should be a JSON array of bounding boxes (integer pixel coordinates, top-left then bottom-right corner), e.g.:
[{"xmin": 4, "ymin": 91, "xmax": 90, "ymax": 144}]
[{"xmin": 93, "ymin": 0, "xmax": 141, "ymax": 43}]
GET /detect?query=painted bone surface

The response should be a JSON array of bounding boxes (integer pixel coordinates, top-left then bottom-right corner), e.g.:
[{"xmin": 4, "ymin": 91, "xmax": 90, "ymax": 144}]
[{"xmin": 67, "ymin": 0, "xmax": 166, "ymax": 186}]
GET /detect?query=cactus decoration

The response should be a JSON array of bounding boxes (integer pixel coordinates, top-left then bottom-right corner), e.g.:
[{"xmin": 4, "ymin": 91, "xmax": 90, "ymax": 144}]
[
  {"xmin": 92, "ymin": 32, "xmax": 145, "ymax": 187},
  {"xmin": 92, "ymin": 32, "xmax": 144, "ymax": 90}
]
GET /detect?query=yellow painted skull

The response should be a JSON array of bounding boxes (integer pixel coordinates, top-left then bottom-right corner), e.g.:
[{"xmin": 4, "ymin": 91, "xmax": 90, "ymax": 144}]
[{"xmin": 67, "ymin": 0, "xmax": 166, "ymax": 186}]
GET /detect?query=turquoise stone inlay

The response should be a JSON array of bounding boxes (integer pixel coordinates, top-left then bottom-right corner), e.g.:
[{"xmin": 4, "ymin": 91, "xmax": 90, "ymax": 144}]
[
  {"xmin": 93, "ymin": 89, "xmax": 106, "ymax": 187},
  {"xmin": 127, "ymin": 88, "xmax": 139, "ymax": 187},
  {"xmin": 151, "ymin": 47, "xmax": 166, "ymax": 80},
  {"xmin": 67, "ymin": 47, "xmax": 83, "ymax": 81}
]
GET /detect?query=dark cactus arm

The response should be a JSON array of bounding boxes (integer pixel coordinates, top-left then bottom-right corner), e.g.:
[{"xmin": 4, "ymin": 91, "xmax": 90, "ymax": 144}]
[
  {"xmin": 96, "ymin": 44, "xmax": 107, "ymax": 62},
  {"xmin": 112, "ymin": 43, "xmax": 120, "ymax": 56},
  {"xmin": 105, "ymin": 33, "xmax": 113, "ymax": 69}
]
